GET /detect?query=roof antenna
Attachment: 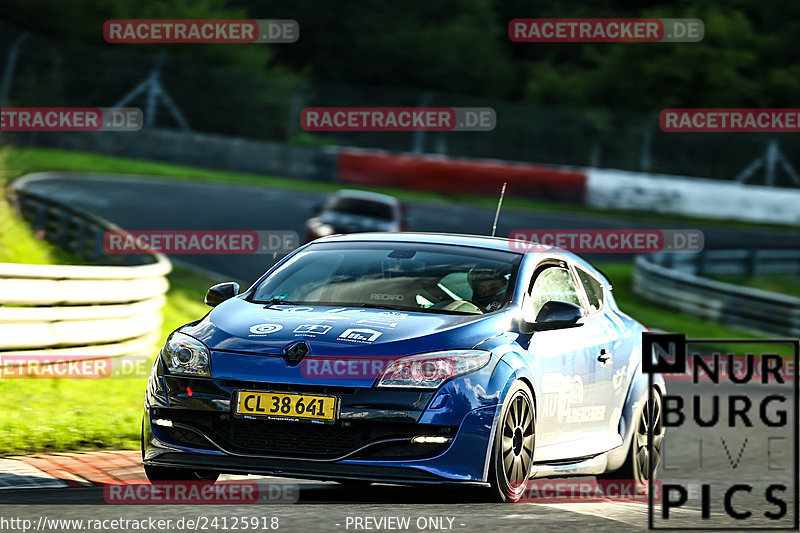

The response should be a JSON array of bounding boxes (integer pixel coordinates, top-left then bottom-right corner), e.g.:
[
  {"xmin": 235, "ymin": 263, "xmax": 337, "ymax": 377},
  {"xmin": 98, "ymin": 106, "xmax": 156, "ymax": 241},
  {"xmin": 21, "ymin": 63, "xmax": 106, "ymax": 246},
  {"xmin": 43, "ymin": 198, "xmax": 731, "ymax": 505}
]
[{"xmin": 490, "ymin": 182, "xmax": 507, "ymax": 237}]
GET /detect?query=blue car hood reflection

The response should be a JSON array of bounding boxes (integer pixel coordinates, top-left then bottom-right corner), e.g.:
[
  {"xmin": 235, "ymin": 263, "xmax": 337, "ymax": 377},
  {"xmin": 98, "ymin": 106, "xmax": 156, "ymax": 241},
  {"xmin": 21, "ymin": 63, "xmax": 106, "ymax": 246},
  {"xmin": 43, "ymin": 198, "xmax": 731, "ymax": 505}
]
[{"xmin": 180, "ymin": 297, "xmax": 505, "ymax": 356}]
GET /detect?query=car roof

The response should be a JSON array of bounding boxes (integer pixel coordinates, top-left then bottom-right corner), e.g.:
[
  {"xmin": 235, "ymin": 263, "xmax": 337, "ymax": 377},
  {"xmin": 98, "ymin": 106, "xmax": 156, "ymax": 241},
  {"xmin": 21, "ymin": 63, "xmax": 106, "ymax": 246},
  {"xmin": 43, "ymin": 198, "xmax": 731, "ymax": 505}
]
[
  {"xmin": 312, "ymin": 232, "xmax": 560, "ymax": 255},
  {"xmin": 333, "ymin": 189, "xmax": 400, "ymax": 205}
]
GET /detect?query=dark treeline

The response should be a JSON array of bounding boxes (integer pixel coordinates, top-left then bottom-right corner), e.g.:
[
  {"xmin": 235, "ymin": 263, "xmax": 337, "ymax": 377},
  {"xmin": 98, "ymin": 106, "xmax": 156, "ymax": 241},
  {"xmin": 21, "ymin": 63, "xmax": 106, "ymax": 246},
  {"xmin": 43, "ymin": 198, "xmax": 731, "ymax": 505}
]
[{"xmin": 1, "ymin": 0, "xmax": 797, "ymax": 110}]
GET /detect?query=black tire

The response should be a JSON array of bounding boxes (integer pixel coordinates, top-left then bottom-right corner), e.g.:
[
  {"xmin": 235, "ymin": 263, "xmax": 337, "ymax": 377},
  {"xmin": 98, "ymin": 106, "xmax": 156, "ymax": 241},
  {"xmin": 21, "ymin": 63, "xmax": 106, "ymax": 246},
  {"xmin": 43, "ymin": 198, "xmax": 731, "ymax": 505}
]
[
  {"xmin": 143, "ymin": 464, "xmax": 220, "ymax": 484},
  {"xmin": 487, "ymin": 382, "xmax": 536, "ymax": 503},
  {"xmin": 600, "ymin": 390, "xmax": 665, "ymax": 492}
]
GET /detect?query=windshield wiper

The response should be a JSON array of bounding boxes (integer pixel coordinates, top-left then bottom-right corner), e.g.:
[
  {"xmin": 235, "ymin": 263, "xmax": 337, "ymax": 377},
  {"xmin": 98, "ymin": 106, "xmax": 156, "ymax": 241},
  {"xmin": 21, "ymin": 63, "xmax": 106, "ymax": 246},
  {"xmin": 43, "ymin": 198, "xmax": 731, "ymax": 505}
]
[
  {"xmin": 323, "ymin": 302, "xmax": 480, "ymax": 315},
  {"xmin": 261, "ymin": 298, "xmax": 308, "ymax": 305},
  {"xmin": 256, "ymin": 300, "xmax": 480, "ymax": 316},
  {"xmin": 364, "ymin": 303, "xmax": 438, "ymax": 312}
]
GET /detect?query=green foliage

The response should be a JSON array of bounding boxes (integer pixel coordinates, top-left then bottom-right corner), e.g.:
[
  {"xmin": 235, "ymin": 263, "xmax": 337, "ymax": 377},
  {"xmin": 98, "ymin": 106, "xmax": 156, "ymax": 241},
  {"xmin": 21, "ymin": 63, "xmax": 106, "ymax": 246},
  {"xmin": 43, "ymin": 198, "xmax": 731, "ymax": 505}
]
[
  {"xmin": 523, "ymin": 6, "xmax": 766, "ymax": 110},
  {"xmin": 2, "ymin": 0, "xmax": 796, "ymax": 111},
  {"xmin": 710, "ymin": 273, "xmax": 800, "ymax": 296},
  {"xmin": 1, "ymin": 0, "xmax": 273, "ymax": 73},
  {"xmin": 259, "ymin": 0, "xmax": 515, "ymax": 98}
]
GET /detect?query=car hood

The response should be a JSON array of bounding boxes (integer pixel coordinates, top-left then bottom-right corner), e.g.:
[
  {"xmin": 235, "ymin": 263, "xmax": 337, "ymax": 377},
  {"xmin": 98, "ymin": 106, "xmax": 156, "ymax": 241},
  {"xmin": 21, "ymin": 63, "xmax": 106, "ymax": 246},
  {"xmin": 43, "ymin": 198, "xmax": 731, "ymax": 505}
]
[{"xmin": 180, "ymin": 297, "xmax": 500, "ymax": 356}]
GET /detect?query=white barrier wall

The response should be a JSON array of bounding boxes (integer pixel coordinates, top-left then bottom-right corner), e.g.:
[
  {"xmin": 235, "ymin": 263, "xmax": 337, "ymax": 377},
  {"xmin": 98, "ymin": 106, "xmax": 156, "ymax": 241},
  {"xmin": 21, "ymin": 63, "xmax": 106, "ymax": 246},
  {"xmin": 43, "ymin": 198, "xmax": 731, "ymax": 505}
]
[
  {"xmin": 0, "ymin": 258, "xmax": 171, "ymax": 353},
  {"xmin": 586, "ymin": 168, "xmax": 800, "ymax": 225}
]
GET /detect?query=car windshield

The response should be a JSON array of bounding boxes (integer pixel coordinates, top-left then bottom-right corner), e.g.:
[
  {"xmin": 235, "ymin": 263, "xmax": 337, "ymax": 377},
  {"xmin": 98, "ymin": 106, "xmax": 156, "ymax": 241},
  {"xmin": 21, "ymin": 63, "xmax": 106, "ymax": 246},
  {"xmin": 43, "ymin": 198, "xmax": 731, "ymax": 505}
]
[
  {"xmin": 251, "ymin": 242, "xmax": 521, "ymax": 315},
  {"xmin": 327, "ymin": 197, "xmax": 395, "ymax": 220}
]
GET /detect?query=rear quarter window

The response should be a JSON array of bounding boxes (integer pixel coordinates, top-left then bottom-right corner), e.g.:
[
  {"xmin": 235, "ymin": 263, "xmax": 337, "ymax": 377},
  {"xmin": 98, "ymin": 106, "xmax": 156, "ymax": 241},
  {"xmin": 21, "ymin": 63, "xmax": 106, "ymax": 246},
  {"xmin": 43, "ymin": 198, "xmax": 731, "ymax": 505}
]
[{"xmin": 576, "ymin": 267, "xmax": 604, "ymax": 313}]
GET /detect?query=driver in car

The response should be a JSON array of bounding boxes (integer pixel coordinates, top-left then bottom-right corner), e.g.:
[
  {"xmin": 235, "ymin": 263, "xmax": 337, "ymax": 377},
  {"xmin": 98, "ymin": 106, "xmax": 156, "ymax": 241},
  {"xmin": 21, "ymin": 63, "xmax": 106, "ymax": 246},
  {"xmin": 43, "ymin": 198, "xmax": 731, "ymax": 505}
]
[{"xmin": 467, "ymin": 266, "xmax": 511, "ymax": 312}]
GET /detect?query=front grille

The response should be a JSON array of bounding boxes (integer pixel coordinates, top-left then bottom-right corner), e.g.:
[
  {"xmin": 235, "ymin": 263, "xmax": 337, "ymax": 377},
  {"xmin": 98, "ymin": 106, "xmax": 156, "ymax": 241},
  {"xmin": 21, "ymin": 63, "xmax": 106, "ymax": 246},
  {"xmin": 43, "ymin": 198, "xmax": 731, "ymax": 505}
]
[
  {"xmin": 167, "ymin": 410, "xmax": 454, "ymax": 459},
  {"xmin": 364, "ymin": 442, "xmax": 449, "ymax": 459},
  {"xmin": 164, "ymin": 426, "xmax": 213, "ymax": 449}
]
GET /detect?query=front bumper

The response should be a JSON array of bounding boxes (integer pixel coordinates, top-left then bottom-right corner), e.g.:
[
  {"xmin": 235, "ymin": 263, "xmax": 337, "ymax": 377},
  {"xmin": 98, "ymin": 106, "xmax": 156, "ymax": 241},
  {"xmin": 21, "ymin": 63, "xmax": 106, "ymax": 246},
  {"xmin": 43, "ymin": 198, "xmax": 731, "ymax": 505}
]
[
  {"xmin": 143, "ymin": 405, "xmax": 497, "ymax": 484},
  {"xmin": 142, "ymin": 358, "xmax": 507, "ymax": 483}
]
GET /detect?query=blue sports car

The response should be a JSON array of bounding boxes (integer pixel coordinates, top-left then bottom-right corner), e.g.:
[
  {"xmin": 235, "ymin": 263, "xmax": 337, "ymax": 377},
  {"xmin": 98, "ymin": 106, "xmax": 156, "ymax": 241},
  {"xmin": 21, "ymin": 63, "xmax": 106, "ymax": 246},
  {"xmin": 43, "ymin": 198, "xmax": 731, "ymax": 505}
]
[{"xmin": 141, "ymin": 233, "xmax": 666, "ymax": 502}]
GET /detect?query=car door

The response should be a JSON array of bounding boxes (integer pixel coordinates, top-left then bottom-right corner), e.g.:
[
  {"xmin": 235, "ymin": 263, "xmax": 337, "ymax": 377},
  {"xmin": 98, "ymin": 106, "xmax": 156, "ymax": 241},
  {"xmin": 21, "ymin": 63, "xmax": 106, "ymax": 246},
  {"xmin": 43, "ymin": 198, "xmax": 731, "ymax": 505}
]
[
  {"xmin": 569, "ymin": 264, "xmax": 627, "ymax": 440},
  {"xmin": 524, "ymin": 261, "xmax": 591, "ymax": 459},
  {"xmin": 573, "ymin": 265, "xmax": 633, "ymax": 433},
  {"xmin": 525, "ymin": 260, "xmax": 621, "ymax": 462}
]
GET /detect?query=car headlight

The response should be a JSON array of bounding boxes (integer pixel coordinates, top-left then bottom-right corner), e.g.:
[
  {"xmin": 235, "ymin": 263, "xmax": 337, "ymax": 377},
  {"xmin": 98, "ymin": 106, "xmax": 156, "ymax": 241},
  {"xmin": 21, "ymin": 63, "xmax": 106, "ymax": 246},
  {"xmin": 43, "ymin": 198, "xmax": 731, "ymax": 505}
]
[
  {"xmin": 376, "ymin": 350, "xmax": 491, "ymax": 388},
  {"xmin": 315, "ymin": 223, "xmax": 335, "ymax": 236},
  {"xmin": 161, "ymin": 332, "xmax": 211, "ymax": 377}
]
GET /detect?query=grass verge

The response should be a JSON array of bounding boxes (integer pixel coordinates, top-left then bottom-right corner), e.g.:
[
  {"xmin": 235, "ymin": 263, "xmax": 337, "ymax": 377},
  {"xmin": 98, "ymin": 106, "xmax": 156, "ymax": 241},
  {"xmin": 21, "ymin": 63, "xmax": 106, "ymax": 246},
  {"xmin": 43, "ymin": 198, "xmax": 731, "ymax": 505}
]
[
  {"xmin": 0, "ymin": 149, "xmax": 79, "ymax": 265},
  {"xmin": 709, "ymin": 273, "xmax": 800, "ymax": 297}
]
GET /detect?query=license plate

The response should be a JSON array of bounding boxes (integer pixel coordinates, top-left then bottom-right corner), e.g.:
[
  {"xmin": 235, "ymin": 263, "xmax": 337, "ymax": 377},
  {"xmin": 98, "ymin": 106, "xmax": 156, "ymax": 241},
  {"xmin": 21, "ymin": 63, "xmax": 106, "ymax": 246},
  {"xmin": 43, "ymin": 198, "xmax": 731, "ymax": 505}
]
[{"xmin": 234, "ymin": 390, "xmax": 338, "ymax": 423}]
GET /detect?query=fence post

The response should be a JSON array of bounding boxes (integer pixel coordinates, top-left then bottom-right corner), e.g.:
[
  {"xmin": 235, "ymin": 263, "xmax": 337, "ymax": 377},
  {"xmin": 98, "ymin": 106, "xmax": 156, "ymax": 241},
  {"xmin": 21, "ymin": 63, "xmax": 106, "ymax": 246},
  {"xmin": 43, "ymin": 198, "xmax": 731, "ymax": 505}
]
[
  {"xmin": 92, "ymin": 228, "xmax": 105, "ymax": 264},
  {"xmin": 58, "ymin": 210, "xmax": 71, "ymax": 250},
  {"xmin": 33, "ymin": 201, "xmax": 47, "ymax": 231},
  {"xmin": 695, "ymin": 250, "xmax": 707, "ymax": 277},
  {"xmin": 411, "ymin": 91, "xmax": 433, "ymax": 153},
  {"xmin": 0, "ymin": 32, "xmax": 28, "ymax": 107},
  {"xmin": 74, "ymin": 218, "xmax": 88, "ymax": 256},
  {"xmin": 747, "ymin": 249, "xmax": 758, "ymax": 277}
]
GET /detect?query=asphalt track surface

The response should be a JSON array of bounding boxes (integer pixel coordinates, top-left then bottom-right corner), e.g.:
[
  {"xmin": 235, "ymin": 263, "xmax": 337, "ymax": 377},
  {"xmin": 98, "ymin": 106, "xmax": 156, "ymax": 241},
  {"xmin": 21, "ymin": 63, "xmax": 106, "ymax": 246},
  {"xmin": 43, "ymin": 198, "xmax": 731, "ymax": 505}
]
[
  {"xmin": 2, "ymin": 380, "xmax": 795, "ymax": 532},
  {"xmin": 16, "ymin": 172, "xmax": 800, "ymax": 285},
  {"xmin": 4, "ymin": 173, "xmax": 799, "ymax": 532}
]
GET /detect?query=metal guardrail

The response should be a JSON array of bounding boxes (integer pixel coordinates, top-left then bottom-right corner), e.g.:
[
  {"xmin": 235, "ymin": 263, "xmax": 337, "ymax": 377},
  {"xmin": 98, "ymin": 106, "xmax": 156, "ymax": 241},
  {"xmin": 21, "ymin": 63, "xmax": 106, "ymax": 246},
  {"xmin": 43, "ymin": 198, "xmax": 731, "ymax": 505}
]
[
  {"xmin": 10, "ymin": 180, "xmax": 160, "ymax": 266},
  {"xmin": 1, "ymin": 181, "xmax": 171, "ymax": 356},
  {"xmin": 634, "ymin": 251, "xmax": 800, "ymax": 337},
  {"xmin": 656, "ymin": 249, "xmax": 800, "ymax": 277}
]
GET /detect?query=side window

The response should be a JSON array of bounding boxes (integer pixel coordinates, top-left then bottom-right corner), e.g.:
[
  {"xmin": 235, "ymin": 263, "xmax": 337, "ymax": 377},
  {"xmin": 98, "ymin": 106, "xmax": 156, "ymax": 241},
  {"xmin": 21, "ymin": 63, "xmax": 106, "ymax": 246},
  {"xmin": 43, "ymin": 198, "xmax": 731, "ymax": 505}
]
[
  {"xmin": 529, "ymin": 266, "xmax": 582, "ymax": 316},
  {"xmin": 576, "ymin": 267, "xmax": 604, "ymax": 313}
]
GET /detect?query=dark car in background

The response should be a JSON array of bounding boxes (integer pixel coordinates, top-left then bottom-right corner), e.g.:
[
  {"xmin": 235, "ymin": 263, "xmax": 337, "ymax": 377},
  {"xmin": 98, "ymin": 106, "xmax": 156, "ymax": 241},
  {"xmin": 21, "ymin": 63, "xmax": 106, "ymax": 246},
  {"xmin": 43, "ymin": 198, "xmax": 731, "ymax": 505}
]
[{"xmin": 306, "ymin": 189, "xmax": 409, "ymax": 241}]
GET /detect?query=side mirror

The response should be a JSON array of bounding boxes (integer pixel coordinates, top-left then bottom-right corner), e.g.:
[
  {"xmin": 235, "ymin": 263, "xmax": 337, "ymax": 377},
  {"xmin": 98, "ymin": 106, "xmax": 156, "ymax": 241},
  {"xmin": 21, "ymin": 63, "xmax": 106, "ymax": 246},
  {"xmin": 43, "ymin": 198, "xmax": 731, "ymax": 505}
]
[
  {"xmin": 204, "ymin": 282, "xmax": 240, "ymax": 307},
  {"xmin": 519, "ymin": 300, "xmax": 583, "ymax": 333}
]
